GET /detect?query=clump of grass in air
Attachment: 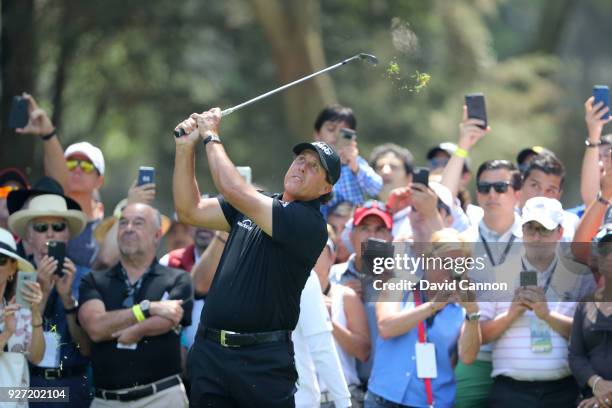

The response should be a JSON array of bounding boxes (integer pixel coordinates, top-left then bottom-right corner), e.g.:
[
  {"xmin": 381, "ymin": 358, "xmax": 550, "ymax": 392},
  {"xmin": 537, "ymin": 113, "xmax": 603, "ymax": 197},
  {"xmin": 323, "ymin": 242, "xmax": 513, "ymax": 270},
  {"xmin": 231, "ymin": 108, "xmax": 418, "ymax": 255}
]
[{"xmin": 384, "ymin": 58, "xmax": 431, "ymax": 93}]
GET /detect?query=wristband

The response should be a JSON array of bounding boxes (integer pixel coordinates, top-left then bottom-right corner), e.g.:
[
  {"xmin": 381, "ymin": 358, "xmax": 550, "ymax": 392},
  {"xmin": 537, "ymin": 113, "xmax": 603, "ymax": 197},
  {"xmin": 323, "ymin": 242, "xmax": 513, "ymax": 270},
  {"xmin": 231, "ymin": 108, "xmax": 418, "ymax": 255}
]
[
  {"xmin": 132, "ymin": 305, "xmax": 146, "ymax": 322},
  {"xmin": 592, "ymin": 375, "xmax": 603, "ymax": 393},
  {"xmin": 40, "ymin": 128, "xmax": 57, "ymax": 141},
  {"xmin": 454, "ymin": 147, "xmax": 469, "ymax": 158},
  {"xmin": 64, "ymin": 304, "xmax": 78, "ymax": 315}
]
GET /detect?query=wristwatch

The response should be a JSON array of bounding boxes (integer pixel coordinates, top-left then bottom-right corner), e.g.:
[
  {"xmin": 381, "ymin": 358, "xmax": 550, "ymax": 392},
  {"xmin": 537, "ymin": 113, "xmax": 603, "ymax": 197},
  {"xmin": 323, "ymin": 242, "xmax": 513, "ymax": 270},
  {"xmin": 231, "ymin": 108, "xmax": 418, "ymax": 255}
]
[
  {"xmin": 139, "ymin": 300, "xmax": 151, "ymax": 319},
  {"xmin": 203, "ymin": 134, "xmax": 221, "ymax": 146},
  {"xmin": 585, "ymin": 139, "xmax": 602, "ymax": 148},
  {"xmin": 597, "ymin": 191, "xmax": 612, "ymax": 206},
  {"xmin": 465, "ymin": 311, "xmax": 481, "ymax": 321}
]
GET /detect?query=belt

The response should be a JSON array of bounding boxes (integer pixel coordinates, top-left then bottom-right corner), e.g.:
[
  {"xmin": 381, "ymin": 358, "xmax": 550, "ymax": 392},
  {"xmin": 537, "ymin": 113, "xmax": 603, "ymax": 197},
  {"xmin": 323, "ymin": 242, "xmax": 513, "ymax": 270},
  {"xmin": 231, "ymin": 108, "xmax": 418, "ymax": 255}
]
[
  {"xmin": 95, "ymin": 375, "xmax": 181, "ymax": 402},
  {"xmin": 30, "ymin": 365, "xmax": 88, "ymax": 380},
  {"xmin": 201, "ymin": 326, "xmax": 291, "ymax": 348},
  {"xmin": 369, "ymin": 392, "xmax": 412, "ymax": 408},
  {"xmin": 496, "ymin": 375, "xmax": 575, "ymax": 387},
  {"xmin": 320, "ymin": 384, "xmax": 363, "ymax": 404}
]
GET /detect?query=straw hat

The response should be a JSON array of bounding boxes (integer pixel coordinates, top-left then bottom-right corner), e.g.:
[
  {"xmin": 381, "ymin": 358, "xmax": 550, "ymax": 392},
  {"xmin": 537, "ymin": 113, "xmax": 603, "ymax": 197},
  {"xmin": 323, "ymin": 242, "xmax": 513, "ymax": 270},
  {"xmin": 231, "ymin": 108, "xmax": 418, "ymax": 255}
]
[
  {"xmin": 8, "ymin": 194, "xmax": 87, "ymax": 239},
  {"xmin": 0, "ymin": 228, "xmax": 34, "ymax": 272}
]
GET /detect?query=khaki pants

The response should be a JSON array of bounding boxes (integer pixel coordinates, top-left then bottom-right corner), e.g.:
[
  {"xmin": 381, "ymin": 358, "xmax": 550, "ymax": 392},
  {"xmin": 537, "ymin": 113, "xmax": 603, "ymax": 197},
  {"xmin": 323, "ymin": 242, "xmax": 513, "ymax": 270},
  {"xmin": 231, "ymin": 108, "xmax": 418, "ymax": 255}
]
[{"xmin": 90, "ymin": 382, "xmax": 188, "ymax": 408}]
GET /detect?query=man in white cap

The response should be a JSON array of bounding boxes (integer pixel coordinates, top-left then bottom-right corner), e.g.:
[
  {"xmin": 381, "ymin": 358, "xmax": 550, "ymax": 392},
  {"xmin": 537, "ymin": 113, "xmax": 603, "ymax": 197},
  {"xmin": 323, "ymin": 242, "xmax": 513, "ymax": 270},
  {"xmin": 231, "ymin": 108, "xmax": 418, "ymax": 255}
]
[
  {"xmin": 15, "ymin": 93, "xmax": 106, "ymax": 268},
  {"xmin": 478, "ymin": 197, "xmax": 597, "ymax": 408},
  {"xmin": 8, "ymin": 192, "xmax": 93, "ymax": 408}
]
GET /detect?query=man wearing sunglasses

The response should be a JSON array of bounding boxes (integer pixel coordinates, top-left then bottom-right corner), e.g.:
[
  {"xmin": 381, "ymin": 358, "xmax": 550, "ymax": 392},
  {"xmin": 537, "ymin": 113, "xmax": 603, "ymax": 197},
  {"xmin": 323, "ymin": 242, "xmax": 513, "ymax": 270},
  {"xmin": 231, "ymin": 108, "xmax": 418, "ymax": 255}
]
[
  {"xmin": 7, "ymin": 192, "xmax": 93, "ymax": 407},
  {"xmin": 15, "ymin": 93, "xmax": 105, "ymax": 269},
  {"xmin": 480, "ymin": 197, "xmax": 596, "ymax": 408},
  {"xmin": 173, "ymin": 108, "xmax": 339, "ymax": 407}
]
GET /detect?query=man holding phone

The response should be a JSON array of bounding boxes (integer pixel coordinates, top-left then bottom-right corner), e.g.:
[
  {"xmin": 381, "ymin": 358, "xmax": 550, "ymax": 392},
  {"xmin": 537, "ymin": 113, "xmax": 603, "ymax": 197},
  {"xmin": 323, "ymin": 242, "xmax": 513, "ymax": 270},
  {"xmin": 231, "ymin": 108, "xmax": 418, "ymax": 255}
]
[
  {"xmin": 7, "ymin": 190, "xmax": 92, "ymax": 407},
  {"xmin": 14, "ymin": 93, "xmax": 106, "ymax": 269},
  {"xmin": 479, "ymin": 197, "xmax": 597, "ymax": 408},
  {"xmin": 313, "ymin": 104, "xmax": 382, "ymax": 217}
]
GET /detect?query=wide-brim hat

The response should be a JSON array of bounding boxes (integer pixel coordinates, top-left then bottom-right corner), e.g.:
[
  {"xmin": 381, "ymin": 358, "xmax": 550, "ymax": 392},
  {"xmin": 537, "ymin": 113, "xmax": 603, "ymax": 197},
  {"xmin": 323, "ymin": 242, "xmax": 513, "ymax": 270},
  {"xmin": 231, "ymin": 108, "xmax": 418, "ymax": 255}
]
[
  {"xmin": 93, "ymin": 199, "xmax": 172, "ymax": 243},
  {"xmin": 8, "ymin": 194, "xmax": 86, "ymax": 239},
  {"xmin": 0, "ymin": 228, "xmax": 34, "ymax": 272},
  {"xmin": 7, "ymin": 176, "xmax": 81, "ymax": 214},
  {"xmin": 292, "ymin": 141, "xmax": 341, "ymax": 185}
]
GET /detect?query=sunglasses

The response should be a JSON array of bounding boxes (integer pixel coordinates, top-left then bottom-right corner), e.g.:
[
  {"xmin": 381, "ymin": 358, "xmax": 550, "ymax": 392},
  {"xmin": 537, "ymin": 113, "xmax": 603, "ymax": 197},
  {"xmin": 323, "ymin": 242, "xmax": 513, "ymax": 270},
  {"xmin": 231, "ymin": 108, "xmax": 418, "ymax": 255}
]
[
  {"xmin": 359, "ymin": 200, "xmax": 388, "ymax": 213},
  {"xmin": 0, "ymin": 254, "xmax": 14, "ymax": 266},
  {"xmin": 477, "ymin": 181, "xmax": 512, "ymax": 194},
  {"xmin": 522, "ymin": 222, "xmax": 556, "ymax": 237},
  {"xmin": 32, "ymin": 222, "xmax": 67, "ymax": 233},
  {"xmin": 0, "ymin": 185, "xmax": 20, "ymax": 199},
  {"xmin": 66, "ymin": 159, "xmax": 96, "ymax": 174}
]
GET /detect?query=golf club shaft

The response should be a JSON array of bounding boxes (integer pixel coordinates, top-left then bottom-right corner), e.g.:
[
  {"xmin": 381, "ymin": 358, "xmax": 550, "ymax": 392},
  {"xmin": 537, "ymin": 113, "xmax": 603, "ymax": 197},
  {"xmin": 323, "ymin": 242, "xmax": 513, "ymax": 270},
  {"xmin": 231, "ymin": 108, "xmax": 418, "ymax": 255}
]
[{"xmin": 174, "ymin": 54, "xmax": 363, "ymax": 137}]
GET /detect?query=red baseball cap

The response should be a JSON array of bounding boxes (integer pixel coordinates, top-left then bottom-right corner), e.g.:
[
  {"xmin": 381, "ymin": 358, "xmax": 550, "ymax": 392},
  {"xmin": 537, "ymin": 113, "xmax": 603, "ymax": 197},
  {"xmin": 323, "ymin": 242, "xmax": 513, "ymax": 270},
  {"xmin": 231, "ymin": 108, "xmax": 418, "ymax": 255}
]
[{"xmin": 353, "ymin": 201, "xmax": 393, "ymax": 230}]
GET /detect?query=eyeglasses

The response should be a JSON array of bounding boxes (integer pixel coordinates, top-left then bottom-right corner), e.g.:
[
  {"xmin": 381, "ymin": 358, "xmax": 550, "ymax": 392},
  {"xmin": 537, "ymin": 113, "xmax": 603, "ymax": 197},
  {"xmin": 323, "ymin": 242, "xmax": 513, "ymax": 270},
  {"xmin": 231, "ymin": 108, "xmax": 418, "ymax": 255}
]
[
  {"xmin": 522, "ymin": 222, "xmax": 556, "ymax": 237},
  {"xmin": 477, "ymin": 181, "xmax": 512, "ymax": 194},
  {"xmin": 359, "ymin": 200, "xmax": 388, "ymax": 213},
  {"xmin": 0, "ymin": 255, "xmax": 13, "ymax": 266},
  {"xmin": 32, "ymin": 222, "xmax": 67, "ymax": 233},
  {"xmin": 428, "ymin": 158, "xmax": 449, "ymax": 169},
  {"xmin": 66, "ymin": 160, "xmax": 96, "ymax": 174},
  {"xmin": 0, "ymin": 185, "xmax": 20, "ymax": 199}
]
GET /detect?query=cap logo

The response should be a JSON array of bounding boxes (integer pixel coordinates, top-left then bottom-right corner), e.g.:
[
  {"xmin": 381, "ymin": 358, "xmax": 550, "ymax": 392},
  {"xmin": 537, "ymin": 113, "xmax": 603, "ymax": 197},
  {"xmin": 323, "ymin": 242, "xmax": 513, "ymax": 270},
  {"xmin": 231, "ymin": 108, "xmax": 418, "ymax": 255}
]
[{"xmin": 312, "ymin": 142, "xmax": 333, "ymax": 156}]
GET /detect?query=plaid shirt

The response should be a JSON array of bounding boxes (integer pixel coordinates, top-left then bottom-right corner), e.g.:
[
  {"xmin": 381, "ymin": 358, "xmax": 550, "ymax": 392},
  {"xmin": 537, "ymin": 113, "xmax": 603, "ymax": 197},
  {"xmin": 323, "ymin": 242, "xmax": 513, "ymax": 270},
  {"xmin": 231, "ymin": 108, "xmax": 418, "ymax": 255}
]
[{"xmin": 322, "ymin": 156, "xmax": 382, "ymax": 217}]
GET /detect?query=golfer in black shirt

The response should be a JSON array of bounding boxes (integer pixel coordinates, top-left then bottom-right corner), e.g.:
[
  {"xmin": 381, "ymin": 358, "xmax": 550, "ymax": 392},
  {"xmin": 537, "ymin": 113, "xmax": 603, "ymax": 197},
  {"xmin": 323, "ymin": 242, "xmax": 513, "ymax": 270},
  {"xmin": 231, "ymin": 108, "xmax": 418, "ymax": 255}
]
[{"xmin": 173, "ymin": 108, "xmax": 341, "ymax": 407}]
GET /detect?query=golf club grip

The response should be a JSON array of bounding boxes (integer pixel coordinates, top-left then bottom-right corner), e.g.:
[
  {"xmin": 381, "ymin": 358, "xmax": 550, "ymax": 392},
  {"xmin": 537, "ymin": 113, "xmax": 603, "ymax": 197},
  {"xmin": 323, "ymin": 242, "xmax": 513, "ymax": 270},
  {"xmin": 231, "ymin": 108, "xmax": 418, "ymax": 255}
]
[{"xmin": 174, "ymin": 108, "xmax": 232, "ymax": 138}]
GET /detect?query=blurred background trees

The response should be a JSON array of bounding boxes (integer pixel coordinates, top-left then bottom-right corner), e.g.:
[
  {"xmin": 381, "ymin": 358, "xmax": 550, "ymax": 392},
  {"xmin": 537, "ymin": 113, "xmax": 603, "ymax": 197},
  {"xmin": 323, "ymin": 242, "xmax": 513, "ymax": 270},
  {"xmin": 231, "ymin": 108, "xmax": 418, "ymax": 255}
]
[{"xmin": 2, "ymin": 0, "xmax": 612, "ymax": 214}]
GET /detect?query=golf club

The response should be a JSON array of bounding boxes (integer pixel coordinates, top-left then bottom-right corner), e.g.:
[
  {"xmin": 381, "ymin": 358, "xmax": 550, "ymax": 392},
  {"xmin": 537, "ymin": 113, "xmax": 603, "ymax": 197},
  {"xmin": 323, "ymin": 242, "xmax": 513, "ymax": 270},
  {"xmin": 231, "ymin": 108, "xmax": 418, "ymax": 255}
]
[{"xmin": 174, "ymin": 52, "xmax": 378, "ymax": 137}]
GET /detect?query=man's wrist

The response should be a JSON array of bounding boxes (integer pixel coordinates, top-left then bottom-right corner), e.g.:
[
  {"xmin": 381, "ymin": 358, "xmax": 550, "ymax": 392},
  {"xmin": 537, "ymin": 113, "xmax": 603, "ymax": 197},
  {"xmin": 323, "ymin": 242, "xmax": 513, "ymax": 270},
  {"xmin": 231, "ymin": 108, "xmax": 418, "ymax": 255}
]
[
  {"xmin": 61, "ymin": 296, "xmax": 77, "ymax": 310},
  {"xmin": 40, "ymin": 127, "xmax": 57, "ymax": 141}
]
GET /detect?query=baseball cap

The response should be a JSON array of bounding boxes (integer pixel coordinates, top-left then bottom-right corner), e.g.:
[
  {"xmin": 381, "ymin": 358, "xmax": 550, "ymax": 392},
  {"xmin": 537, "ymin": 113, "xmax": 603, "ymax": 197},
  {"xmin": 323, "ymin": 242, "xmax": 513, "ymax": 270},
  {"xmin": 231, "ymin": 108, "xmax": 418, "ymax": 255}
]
[
  {"xmin": 516, "ymin": 146, "xmax": 554, "ymax": 166},
  {"xmin": 65, "ymin": 142, "xmax": 105, "ymax": 175},
  {"xmin": 353, "ymin": 201, "xmax": 393, "ymax": 230},
  {"xmin": 521, "ymin": 197, "xmax": 564, "ymax": 230},
  {"xmin": 292, "ymin": 141, "xmax": 341, "ymax": 185},
  {"xmin": 430, "ymin": 182, "xmax": 454, "ymax": 213}
]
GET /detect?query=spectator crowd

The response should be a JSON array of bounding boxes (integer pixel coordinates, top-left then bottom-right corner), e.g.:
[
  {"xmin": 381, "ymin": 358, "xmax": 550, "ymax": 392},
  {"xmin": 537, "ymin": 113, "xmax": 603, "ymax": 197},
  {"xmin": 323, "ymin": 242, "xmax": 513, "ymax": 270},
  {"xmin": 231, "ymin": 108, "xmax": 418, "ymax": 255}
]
[{"xmin": 1, "ymin": 91, "xmax": 612, "ymax": 408}]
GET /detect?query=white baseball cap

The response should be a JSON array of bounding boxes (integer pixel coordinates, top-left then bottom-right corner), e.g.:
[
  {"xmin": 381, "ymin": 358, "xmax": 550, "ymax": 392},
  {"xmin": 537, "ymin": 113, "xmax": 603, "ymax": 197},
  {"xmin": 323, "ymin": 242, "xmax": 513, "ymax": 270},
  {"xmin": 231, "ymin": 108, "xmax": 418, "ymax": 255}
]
[
  {"xmin": 521, "ymin": 196, "xmax": 564, "ymax": 230},
  {"xmin": 64, "ymin": 142, "xmax": 105, "ymax": 176}
]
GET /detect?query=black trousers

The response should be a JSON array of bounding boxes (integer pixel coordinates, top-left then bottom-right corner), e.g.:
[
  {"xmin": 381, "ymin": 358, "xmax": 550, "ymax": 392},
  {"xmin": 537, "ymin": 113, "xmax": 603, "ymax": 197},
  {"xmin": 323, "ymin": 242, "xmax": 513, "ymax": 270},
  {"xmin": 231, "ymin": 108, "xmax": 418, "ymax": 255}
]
[
  {"xmin": 487, "ymin": 375, "xmax": 579, "ymax": 408},
  {"xmin": 188, "ymin": 332, "xmax": 297, "ymax": 408}
]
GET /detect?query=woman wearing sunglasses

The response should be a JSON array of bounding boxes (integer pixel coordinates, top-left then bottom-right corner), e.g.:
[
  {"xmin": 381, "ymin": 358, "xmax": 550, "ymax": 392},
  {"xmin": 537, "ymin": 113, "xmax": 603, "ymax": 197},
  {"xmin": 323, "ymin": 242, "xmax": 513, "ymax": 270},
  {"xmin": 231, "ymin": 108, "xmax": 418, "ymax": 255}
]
[
  {"xmin": 0, "ymin": 227, "xmax": 44, "ymax": 406},
  {"xmin": 8, "ymin": 193, "xmax": 92, "ymax": 408}
]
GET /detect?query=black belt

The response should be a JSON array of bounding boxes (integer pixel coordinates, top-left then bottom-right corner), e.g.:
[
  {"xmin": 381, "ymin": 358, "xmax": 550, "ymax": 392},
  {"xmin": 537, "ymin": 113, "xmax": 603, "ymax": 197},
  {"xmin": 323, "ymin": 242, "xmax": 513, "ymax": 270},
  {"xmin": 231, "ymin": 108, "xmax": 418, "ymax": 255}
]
[
  {"xmin": 201, "ymin": 326, "xmax": 291, "ymax": 348},
  {"xmin": 30, "ymin": 365, "xmax": 88, "ymax": 380},
  {"xmin": 95, "ymin": 375, "xmax": 181, "ymax": 402}
]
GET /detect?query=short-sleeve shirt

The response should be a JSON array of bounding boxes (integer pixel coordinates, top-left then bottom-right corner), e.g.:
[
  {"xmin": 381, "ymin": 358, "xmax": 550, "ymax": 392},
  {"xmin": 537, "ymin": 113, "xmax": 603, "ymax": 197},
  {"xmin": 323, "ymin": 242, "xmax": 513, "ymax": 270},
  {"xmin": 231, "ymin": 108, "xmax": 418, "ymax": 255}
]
[
  {"xmin": 78, "ymin": 262, "xmax": 194, "ymax": 390},
  {"xmin": 201, "ymin": 193, "xmax": 327, "ymax": 333}
]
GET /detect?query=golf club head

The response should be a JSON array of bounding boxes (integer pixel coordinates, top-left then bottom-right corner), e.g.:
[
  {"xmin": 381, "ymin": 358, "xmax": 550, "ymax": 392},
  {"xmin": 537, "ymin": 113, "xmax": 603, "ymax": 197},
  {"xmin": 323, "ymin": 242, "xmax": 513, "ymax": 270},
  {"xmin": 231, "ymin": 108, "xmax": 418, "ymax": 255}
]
[{"xmin": 358, "ymin": 53, "xmax": 378, "ymax": 66}]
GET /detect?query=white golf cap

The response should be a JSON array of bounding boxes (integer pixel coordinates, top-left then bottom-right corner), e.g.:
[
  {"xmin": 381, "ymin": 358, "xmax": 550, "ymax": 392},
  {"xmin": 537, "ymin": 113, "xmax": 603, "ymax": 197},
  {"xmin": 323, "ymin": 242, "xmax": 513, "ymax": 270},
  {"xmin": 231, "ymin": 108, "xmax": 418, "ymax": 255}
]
[
  {"xmin": 430, "ymin": 181, "xmax": 454, "ymax": 211},
  {"xmin": 521, "ymin": 196, "xmax": 564, "ymax": 230},
  {"xmin": 64, "ymin": 142, "xmax": 105, "ymax": 175}
]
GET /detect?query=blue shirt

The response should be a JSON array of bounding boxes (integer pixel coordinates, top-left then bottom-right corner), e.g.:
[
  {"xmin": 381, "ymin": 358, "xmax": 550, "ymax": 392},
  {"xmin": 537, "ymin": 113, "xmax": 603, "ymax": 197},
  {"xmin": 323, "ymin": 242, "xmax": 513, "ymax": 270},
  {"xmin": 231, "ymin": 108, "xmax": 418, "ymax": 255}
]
[
  {"xmin": 322, "ymin": 157, "xmax": 382, "ymax": 217},
  {"xmin": 368, "ymin": 292, "xmax": 464, "ymax": 408}
]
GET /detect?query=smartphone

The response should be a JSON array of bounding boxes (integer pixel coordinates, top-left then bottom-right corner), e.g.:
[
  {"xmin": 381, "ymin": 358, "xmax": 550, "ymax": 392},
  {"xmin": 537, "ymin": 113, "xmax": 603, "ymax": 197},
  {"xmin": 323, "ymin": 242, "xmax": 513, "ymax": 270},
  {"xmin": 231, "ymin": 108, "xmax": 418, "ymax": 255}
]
[
  {"xmin": 413, "ymin": 167, "xmax": 430, "ymax": 187},
  {"xmin": 336, "ymin": 128, "xmax": 357, "ymax": 149},
  {"xmin": 8, "ymin": 96, "xmax": 29, "ymax": 129},
  {"xmin": 593, "ymin": 85, "xmax": 610, "ymax": 120},
  {"xmin": 236, "ymin": 166, "xmax": 252, "ymax": 185},
  {"xmin": 15, "ymin": 271, "xmax": 37, "ymax": 308},
  {"xmin": 46, "ymin": 241, "xmax": 66, "ymax": 277},
  {"xmin": 520, "ymin": 270, "xmax": 538, "ymax": 287},
  {"xmin": 465, "ymin": 93, "xmax": 487, "ymax": 129},
  {"xmin": 137, "ymin": 166, "xmax": 155, "ymax": 186}
]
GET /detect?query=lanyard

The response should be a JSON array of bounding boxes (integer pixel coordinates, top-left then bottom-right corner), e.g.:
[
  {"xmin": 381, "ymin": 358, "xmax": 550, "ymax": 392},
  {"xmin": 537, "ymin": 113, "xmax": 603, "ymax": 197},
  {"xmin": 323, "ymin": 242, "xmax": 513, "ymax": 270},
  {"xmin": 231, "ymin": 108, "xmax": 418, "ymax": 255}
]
[
  {"xmin": 479, "ymin": 229, "xmax": 516, "ymax": 266},
  {"xmin": 521, "ymin": 258, "xmax": 557, "ymax": 295},
  {"xmin": 413, "ymin": 290, "xmax": 434, "ymax": 408}
]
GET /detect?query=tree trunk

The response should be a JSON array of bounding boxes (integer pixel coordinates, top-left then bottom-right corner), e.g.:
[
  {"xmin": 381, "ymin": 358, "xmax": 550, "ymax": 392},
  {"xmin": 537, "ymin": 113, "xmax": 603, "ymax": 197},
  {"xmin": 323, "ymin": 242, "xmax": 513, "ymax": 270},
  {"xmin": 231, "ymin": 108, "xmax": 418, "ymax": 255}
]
[
  {"xmin": 530, "ymin": 0, "xmax": 577, "ymax": 54},
  {"xmin": 248, "ymin": 0, "xmax": 335, "ymax": 142},
  {"xmin": 1, "ymin": 0, "xmax": 36, "ymax": 172}
]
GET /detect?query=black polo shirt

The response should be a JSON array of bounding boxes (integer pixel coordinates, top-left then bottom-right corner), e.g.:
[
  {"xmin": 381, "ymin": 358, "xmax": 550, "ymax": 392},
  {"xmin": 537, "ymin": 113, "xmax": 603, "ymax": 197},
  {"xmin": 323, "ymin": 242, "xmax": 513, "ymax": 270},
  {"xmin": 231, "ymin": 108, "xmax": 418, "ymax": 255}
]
[
  {"xmin": 201, "ymin": 193, "xmax": 327, "ymax": 333},
  {"xmin": 78, "ymin": 262, "xmax": 193, "ymax": 390}
]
